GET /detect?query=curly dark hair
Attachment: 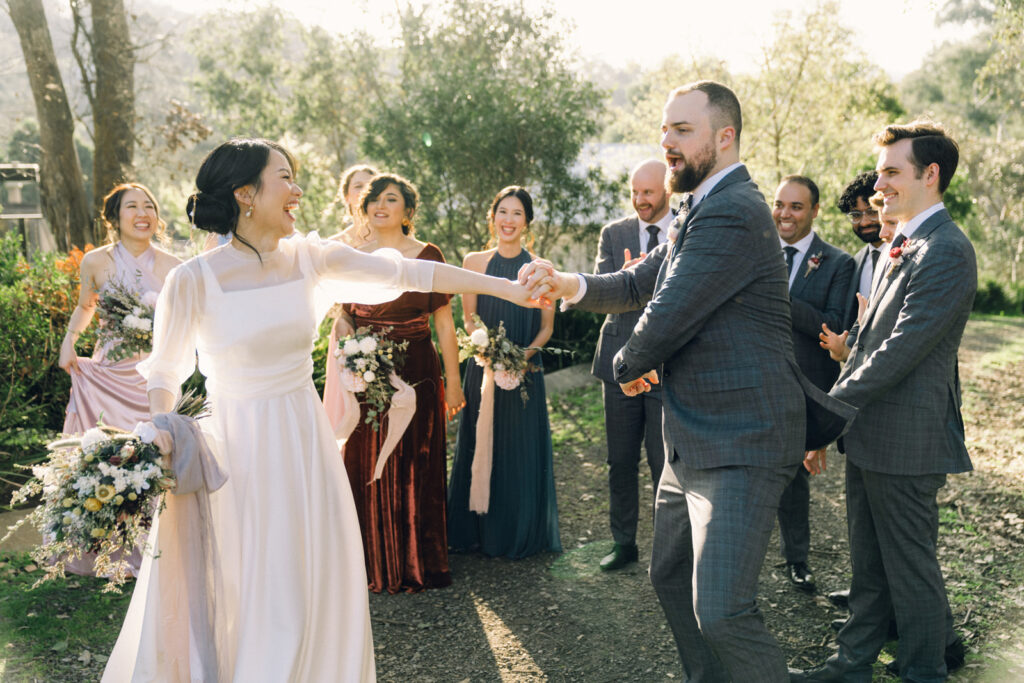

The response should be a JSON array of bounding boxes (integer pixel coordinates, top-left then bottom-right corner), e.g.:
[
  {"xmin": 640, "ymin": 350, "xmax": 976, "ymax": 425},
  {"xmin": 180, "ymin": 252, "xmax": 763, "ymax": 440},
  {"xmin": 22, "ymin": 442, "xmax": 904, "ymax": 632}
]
[{"xmin": 836, "ymin": 171, "xmax": 879, "ymax": 214}]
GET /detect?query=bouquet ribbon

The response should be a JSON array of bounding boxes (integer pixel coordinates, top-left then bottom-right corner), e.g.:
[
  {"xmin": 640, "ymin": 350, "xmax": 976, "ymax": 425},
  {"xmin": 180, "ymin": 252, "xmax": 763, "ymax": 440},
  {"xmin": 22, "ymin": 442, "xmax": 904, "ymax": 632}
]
[
  {"xmin": 469, "ymin": 363, "xmax": 496, "ymax": 513},
  {"xmin": 151, "ymin": 412, "xmax": 228, "ymax": 680},
  {"xmin": 334, "ymin": 371, "xmax": 417, "ymax": 482}
]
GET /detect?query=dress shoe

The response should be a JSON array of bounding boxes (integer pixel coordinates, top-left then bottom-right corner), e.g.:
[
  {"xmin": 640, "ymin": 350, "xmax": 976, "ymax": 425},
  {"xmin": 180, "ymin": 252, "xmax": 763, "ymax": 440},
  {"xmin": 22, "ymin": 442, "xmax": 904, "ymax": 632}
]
[
  {"xmin": 827, "ymin": 589, "xmax": 850, "ymax": 609},
  {"xmin": 787, "ymin": 562, "xmax": 816, "ymax": 593},
  {"xmin": 788, "ymin": 665, "xmax": 842, "ymax": 682},
  {"xmin": 599, "ymin": 543, "xmax": 638, "ymax": 571},
  {"xmin": 883, "ymin": 636, "xmax": 966, "ymax": 676}
]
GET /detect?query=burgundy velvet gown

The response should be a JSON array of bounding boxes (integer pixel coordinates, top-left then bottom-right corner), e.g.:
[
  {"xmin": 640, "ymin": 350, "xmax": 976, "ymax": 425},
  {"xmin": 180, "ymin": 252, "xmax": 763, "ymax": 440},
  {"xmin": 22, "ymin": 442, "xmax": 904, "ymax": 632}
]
[{"xmin": 342, "ymin": 244, "xmax": 453, "ymax": 593}]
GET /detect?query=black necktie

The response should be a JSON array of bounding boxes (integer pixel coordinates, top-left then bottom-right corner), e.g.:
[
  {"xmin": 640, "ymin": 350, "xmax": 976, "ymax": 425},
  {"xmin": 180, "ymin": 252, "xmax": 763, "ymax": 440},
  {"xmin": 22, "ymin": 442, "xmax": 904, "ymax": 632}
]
[
  {"xmin": 784, "ymin": 246, "xmax": 798, "ymax": 277},
  {"xmin": 645, "ymin": 225, "xmax": 660, "ymax": 253},
  {"xmin": 869, "ymin": 248, "xmax": 880, "ymax": 276}
]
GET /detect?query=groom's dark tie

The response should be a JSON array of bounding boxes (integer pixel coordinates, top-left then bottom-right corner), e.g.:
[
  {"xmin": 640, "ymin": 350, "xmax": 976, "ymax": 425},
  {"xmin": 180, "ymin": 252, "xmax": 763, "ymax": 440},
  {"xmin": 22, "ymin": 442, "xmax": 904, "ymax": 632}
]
[{"xmin": 645, "ymin": 225, "xmax": 660, "ymax": 254}]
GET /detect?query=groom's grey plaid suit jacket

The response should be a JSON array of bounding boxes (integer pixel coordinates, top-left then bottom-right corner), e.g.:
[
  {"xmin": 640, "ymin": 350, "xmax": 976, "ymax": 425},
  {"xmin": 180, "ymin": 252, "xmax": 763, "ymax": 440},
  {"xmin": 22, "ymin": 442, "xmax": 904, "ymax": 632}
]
[{"xmin": 573, "ymin": 166, "xmax": 820, "ymax": 469}]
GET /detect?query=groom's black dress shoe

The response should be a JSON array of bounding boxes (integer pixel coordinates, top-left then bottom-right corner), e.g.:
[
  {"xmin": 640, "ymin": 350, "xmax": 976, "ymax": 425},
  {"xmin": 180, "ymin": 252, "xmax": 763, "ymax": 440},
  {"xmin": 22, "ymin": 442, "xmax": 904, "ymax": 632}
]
[
  {"xmin": 787, "ymin": 562, "xmax": 816, "ymax": 593},
  {"xmin": 788, "ymin": 665, "xmax": 842, "ymax": 682},
  {"xmin": 883, "ymin": 635, "xmax": 966, "ymax": 676},
  {"xmin": 827, "ymin": 589, "xmax": 850, "ymax": 609},
  {"xmin": 599, "ymin": 543, "xmax": 638, "ymax": 571}
]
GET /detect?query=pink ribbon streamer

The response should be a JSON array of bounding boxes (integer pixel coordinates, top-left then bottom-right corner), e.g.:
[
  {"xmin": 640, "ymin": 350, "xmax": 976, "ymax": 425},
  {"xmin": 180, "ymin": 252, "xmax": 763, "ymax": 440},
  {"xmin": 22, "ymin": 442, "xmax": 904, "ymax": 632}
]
[
  {"xmin": 332, "ymin": 363, "xmax": 416, "ymax": 482},
  {"xmin": 469, "ymin": 363, "xmax": 495, "ymax": 513}
]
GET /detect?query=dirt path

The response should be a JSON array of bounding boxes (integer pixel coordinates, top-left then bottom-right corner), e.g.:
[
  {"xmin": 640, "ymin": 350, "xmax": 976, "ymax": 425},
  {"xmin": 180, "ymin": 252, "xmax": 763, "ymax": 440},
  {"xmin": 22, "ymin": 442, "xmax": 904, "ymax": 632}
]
[{"xmin": 369, "ymin": 317, "xmax": 1024, "ymax": 682}]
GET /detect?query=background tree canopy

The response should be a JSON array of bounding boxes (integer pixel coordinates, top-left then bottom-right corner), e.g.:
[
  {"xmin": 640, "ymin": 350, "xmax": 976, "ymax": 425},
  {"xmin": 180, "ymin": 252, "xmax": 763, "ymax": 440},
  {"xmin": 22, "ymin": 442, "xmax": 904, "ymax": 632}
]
[{"xmin": 1, "ymin": 0, "xmax": 1021, "ymax": 289}]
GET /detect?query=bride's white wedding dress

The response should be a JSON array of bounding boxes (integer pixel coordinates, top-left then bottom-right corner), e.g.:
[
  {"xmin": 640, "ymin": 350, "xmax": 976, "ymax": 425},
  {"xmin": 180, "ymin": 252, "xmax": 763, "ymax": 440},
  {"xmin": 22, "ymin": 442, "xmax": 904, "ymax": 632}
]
[{"xmin": 101, "ymin": 233, "xmax": 436, "ymax": 682}]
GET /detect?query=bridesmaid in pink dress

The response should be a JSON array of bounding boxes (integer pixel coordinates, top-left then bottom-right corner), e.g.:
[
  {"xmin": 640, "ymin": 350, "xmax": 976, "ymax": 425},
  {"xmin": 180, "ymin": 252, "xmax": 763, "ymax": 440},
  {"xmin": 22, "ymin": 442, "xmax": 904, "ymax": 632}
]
[
  {"xmin": 56, "ymin": 184, "xmax": 180, "ymax": 576},
  {"xmin": 59, "ymin": 183, "xmax": 182, "ymax": 434}
]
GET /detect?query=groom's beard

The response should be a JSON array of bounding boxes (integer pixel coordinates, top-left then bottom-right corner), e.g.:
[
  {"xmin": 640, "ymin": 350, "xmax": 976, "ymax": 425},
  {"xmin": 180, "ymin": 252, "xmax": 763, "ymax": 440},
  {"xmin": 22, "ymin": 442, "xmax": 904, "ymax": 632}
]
[{"xmin": 669, "ymin": 141, "xmax": 717, "ymax": 194}]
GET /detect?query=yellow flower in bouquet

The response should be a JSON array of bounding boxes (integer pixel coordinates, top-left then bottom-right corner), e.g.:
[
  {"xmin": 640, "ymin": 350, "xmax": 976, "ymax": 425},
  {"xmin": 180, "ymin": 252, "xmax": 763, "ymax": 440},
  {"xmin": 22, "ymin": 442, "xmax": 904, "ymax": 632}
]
[
  {"xmin": 95, "ymin": 484, "xmax": 116, "ymax": 503},
  {"xmin": 83, "ymin": 497, "xmax": 103, "ymax": 512}
]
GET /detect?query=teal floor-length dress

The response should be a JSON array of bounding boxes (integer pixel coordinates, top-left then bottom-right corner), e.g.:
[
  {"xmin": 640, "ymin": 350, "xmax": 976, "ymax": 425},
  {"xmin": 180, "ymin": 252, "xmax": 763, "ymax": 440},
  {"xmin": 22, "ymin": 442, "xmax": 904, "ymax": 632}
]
[{"xmin": 447, "ymin": 248, "xmax": 561, "ymax": 559}]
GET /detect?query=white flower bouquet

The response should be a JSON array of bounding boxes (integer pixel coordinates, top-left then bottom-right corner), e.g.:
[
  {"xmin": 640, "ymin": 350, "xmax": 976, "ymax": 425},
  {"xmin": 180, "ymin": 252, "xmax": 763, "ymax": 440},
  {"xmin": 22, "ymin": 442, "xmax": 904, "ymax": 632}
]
[
  {"xmin": 4, "ymin": 392, "xmax": 209, "ymax": 589},
  {"xmin": 96, "ymin": 278, "xmax": 159, "ymax": 361},
  {"xmin": 336, "ymin": 327, "xmax": 410, "ymax": 431}
]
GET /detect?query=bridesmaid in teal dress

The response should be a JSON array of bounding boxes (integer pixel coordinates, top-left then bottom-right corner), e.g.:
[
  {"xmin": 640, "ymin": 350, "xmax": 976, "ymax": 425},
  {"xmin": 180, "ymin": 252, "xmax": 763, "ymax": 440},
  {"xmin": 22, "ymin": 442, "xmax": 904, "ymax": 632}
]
[{"xmin": 447, "ymin": 186, "xmax": 561, "ymax": 559}]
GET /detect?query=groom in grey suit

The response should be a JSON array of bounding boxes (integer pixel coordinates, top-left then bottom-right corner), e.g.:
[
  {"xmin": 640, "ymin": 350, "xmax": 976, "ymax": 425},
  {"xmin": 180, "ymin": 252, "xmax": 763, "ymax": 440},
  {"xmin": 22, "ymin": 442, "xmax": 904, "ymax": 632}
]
[
  {"xmin": 521, "ymin": 81, "xmax": 853, "ymax": 682},
  {"xmin": 793, "ymin": 123, "xmax": 976, "ymax": 682},
  {"xmin": 592, "ymin": 159, "xmax": 671, "ymax": 572}
]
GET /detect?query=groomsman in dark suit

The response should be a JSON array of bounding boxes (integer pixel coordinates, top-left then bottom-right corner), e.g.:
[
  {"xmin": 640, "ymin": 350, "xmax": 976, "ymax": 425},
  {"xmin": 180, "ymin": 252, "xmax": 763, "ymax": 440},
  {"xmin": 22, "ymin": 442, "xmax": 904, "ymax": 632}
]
[
  {"xmin": 837, "ymin": 172, "xmax": 885, "ymax": 332},
  {"xmin": 772, "ymin": 175, "xmax": 854, "ymax": 594},
  {"xmin": 521, "ymin": 81, "xmax": 853, "ymax": 682},
  {"xmin": 593, "ymin": 160, "xmax": 672, "ymax": 572},
  {"xmin": 793, "ymin": 122, "xmax": 976, "ymax": 682}
]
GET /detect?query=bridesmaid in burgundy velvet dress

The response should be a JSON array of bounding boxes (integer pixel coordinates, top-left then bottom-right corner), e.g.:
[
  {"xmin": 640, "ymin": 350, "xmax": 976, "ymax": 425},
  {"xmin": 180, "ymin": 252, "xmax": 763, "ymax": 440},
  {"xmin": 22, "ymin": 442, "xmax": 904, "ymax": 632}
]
[{"xmin": 337, "ymin": 173, "xmax": 465, "ymax": 593}]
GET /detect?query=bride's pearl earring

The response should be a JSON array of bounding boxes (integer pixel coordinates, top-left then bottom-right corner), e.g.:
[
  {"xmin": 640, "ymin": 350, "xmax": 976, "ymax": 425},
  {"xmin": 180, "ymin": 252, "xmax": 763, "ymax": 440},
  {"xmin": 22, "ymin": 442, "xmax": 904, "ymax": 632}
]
[{"xmin": 245, "ymin": 204, "xmax": 254, "ymax": 218}]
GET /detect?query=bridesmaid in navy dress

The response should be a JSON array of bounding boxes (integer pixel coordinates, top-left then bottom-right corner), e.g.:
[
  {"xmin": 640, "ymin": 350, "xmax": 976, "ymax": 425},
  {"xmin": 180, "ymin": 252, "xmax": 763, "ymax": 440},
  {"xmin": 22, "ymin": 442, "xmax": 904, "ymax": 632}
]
[{"xmin": 447, "ymin": 186, "xmax": 561, "ymax": 559}]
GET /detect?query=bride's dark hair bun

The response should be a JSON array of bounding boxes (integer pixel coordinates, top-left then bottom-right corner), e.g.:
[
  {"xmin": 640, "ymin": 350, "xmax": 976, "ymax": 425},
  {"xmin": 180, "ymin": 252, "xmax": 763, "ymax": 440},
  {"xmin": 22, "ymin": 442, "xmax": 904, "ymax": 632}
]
[
  {"xmin": 186, "ymin": 190, "xmax": 235, "ymax": 235},
  {"xmin": 188, "ymin": 138, "xmax": 297, "ymax": 235}
]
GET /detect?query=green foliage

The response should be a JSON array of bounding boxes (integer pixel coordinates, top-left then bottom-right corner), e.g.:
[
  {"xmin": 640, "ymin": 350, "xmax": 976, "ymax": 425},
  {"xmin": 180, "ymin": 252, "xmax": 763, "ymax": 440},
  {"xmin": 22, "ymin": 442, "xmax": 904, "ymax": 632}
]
[
  {"xmin": 360, "ymin": 0, "xmax": 617, "ymax": 261},
  {"xmin": 0, "ymin": 235, "xmax": 94, "ymax": 492},
  {"xmin": 189, "ymin": 7, "xmax": 378, "ymax": 236},
  {"xmin": 973, "ymin": 279, "xmax": 1024, "ymax": 315},
  {"xmin": 740, "ymin": 1, "xmax": 901, "ymax": 252},
  {"xmin": 548, "ymin": 308, "xmax": 601, "ymax": 371}
]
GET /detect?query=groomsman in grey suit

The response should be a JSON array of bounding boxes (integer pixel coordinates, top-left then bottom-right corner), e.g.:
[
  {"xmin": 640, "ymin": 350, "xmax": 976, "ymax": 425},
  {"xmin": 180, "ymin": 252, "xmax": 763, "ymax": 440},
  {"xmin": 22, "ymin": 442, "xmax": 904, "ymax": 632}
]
[
  {"xmin": 837, "ymin": 171, "xmax": 885, "ymax": 332},
  {"xmin": 521, "ymin": 81, "xmax": 853, "ymax": 682},
  {"xmin": 592, "ymin": 159, "xmax": 672, "ymax": 572},
  {"xmin": 772, "ymin": 175, "xmax": 854, "ymax": 593},
  {"xmin": 793, "ymin": 122, "xmax": 976, "ymax": 682}
]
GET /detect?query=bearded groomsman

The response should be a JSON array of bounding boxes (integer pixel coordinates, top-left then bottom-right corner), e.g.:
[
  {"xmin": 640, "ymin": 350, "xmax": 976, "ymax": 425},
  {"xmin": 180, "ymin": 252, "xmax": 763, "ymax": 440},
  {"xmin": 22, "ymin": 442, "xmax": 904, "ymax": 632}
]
[
  {"xmin": 792, "ymin": 121, "xmax": 976, "ymax": 682},
  {"xmin": 592, "ymin": 160, "xmax": 671, "ymax": 572},
  {"xmin": 772, "ymin": 175, "xmax": 854, "ymax": 594},
  {"xmin": 837, "ymin": 171, "xmax": 885, "ymax": 332}
]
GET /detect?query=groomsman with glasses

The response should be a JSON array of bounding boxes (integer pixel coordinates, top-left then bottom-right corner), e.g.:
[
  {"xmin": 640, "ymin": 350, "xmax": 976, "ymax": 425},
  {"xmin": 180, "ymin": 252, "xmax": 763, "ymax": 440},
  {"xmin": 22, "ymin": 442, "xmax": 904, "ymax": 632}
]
[{"xmin": 837, "ymin": 171, "xmax": 885, "ymax": 332}]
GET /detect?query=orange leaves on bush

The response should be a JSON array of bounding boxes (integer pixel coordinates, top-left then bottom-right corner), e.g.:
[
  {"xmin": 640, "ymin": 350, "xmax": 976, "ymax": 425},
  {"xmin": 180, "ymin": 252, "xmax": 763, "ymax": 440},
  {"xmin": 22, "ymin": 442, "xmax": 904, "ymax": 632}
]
[{"xmin": 55, "ymin": 244, "xmax": 93, "ymax": 275}]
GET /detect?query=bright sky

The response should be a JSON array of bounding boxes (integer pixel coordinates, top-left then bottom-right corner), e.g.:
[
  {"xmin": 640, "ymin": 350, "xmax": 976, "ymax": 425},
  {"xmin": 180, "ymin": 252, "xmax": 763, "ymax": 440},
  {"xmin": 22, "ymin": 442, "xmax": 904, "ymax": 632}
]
[{"xmin": 152, "ymin": 0, "xmax": 975, "ymax": 79}]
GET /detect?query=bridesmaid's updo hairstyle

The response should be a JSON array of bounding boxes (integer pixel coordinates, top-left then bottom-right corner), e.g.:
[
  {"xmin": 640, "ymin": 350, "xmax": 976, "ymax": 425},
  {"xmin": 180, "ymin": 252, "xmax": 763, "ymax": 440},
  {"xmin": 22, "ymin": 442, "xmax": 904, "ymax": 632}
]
[
  {"xmin": 186, "ymin": 138, "xmax": 296, "ymax": 246},
  {"xmin": 360, "ymin": 173, "xmax": 419, "ymax": 235},
  {"xmin": 486, "ymin": 185, "xmax": 534, "ymax": 250},
  {"xmin": 101, "ymin": 182, "xmax": 168, "ymax": 244}
]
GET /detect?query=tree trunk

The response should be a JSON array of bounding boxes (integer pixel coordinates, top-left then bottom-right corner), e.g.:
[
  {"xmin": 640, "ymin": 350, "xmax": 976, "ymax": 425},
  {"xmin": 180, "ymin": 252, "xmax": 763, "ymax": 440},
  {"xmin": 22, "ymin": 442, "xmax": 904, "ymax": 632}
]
[
  {"xmin": 5, "ymin": 0, "xmax": 92, "ymax": 250},
  {"xmin": 89, "ymin": 0, "xmax": 135, "ymax": 219}
]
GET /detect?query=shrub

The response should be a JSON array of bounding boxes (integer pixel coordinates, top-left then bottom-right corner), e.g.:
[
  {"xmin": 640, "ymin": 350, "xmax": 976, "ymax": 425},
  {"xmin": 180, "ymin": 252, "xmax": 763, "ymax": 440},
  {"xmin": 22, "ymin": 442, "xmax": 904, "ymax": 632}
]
[
  {"xmin": 973, "ymin": 280, "xmax": 1023, "ymax": 315},
  {"xmin": 0, "ymin": 233, "xmax": 95, "ymax": 496}
]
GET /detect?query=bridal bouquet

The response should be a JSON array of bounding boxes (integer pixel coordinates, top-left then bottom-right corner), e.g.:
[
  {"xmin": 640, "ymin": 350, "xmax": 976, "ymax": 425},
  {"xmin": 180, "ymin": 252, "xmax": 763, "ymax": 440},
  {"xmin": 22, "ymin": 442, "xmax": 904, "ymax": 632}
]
[
  {"xmin": 96, "ymin": 279, "xmax": 159, "ymax": 361},
  {"xmin": 336, "ymin": 327, "xmax": 410, "ymax": 431},
  {"xmin": 4, "ymin": 392, "xmax": 209, "ymax": 589}
]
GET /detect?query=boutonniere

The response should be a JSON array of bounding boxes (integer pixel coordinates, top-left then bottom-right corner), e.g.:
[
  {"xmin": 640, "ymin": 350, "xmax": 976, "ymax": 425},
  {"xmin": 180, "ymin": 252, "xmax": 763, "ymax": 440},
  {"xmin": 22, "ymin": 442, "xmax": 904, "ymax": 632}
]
[
  {"xmin": 803, "ymin": 251, "xmax": 824, "ymax": 278},
  {"xmin": 887, "ymin": 239, "xmax": 920, "ymax": 277}
]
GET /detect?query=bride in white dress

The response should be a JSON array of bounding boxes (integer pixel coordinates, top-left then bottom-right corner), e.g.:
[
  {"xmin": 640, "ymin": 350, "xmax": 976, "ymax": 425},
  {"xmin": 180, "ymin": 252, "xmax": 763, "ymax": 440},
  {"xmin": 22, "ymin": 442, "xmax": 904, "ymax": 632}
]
[{"xmin": 101, "ymin": 139, "xmax": 534, "ymax": 682}]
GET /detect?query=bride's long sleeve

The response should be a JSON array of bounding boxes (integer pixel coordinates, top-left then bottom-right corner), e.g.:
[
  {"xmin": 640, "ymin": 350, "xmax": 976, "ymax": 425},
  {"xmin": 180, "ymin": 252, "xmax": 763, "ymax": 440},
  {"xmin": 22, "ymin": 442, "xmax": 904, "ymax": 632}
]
[{"xmin": 137, "ymin": 262, "xmax": 202, "ymax": 397}]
